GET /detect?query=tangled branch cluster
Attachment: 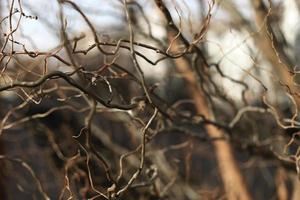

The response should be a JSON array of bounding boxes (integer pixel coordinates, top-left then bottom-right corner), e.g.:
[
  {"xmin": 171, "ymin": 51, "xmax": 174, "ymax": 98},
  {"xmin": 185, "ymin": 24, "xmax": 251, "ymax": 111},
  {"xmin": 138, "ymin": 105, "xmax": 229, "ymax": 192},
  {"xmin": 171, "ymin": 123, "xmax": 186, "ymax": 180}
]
[{"xmin": 0, "ymin": 0, "xmax": 299, "ymax": 199}]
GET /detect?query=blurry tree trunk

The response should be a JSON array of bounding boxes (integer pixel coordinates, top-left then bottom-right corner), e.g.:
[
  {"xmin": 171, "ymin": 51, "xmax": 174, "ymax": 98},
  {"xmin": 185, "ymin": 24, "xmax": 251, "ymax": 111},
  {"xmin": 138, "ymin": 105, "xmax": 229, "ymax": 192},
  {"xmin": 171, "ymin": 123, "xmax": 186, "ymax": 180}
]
[
  {"xmin": 154, "ymin": 0, "xmax": 252, "ymax": 198},
  {"xmin": 220, "ymin": 0, "xmax": 300, "ymax": 105},
  {"xmin": 172, "ymin": 52, "xmax": 252, "ymax": 200},
  {"xmin": 294, "ymin": 0, "xmax": 300, "ymax": 13},
  {"xmin": 251, "ymin": 0, "xmax": 300, "ymax": 104},
  {"xmin": 291, "ymin": 175, "xmax": 300, "ymax": 200},
  {"xmin": 275, "ymin": 168, "xmax": 288, "ymax": 200}
]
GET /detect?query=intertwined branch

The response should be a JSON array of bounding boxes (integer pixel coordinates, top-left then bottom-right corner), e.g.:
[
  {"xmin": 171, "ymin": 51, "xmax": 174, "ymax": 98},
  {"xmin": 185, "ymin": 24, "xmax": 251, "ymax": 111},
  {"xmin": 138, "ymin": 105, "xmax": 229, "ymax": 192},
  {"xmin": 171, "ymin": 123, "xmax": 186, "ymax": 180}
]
[{"xmin": 0, "ymin": 0, "xmax": 299, "ymax": 200}]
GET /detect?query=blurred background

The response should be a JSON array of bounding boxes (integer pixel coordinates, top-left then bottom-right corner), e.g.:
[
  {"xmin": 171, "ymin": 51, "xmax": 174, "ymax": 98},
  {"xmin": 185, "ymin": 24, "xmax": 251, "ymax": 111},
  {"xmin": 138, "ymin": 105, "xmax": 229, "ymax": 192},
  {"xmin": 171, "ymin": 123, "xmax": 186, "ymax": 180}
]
[{"xmin": 0, "ymin": 0, "xmax": 299, "ymax": 199}]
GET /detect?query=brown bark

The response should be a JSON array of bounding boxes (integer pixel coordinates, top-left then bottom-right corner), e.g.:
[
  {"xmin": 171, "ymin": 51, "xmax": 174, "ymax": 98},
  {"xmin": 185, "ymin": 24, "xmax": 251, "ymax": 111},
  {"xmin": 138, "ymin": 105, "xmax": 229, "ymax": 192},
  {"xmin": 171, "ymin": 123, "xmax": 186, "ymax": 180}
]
[
  {"xmin": 220, "ymin": 0, "xmax": 300, "ymax": 105},
  {"xmin": 173, "ymin": 54, "xmax": 252, "ymax": 200},
  {"xmin": 154, "ymin": 0, "xmax": 252, "ymax": 197},
  {"xmin": 251, "ymin": 0, "xmax": 300, "ymax": 104},
  {"xmin": 275, "ymin": 168, "xmax": 288, "ymax": 200},
  {"xmin": 291, "ymin": 174, "xmax": 300, "ymax": 200}
]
